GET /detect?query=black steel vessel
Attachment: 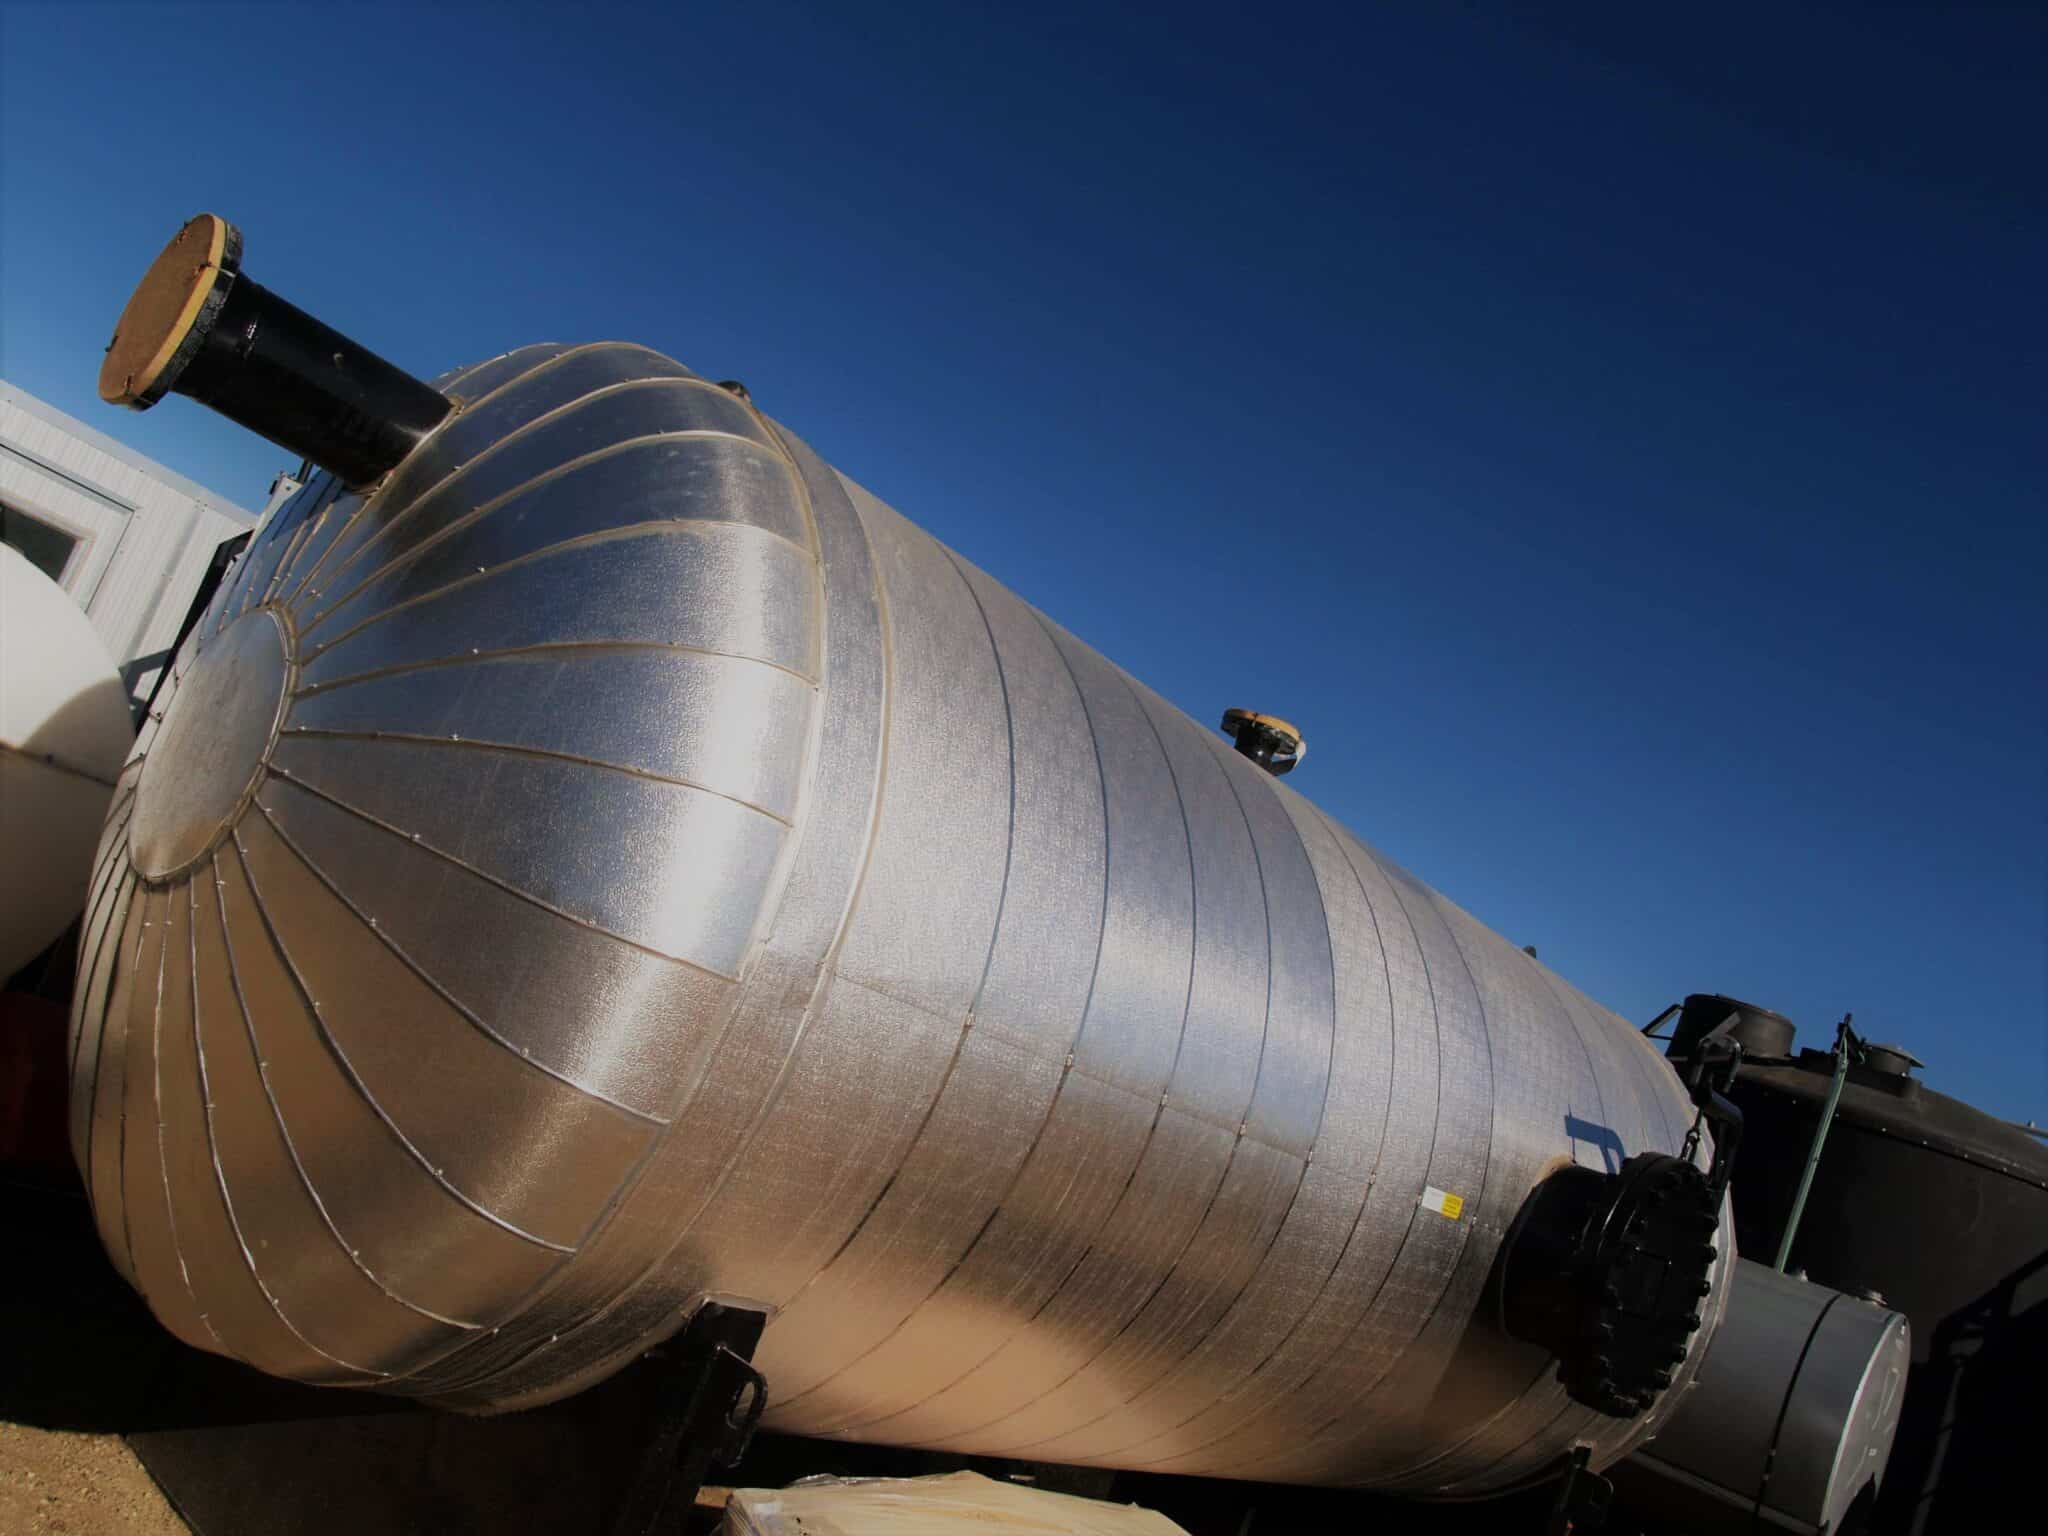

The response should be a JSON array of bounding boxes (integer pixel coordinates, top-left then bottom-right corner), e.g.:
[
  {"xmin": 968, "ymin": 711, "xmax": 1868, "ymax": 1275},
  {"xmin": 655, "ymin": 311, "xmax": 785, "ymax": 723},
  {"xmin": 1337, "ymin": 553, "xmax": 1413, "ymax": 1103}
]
[{"xmin": 1663, "ymin": 994, "xmax": 2048, "ymax": 1536}]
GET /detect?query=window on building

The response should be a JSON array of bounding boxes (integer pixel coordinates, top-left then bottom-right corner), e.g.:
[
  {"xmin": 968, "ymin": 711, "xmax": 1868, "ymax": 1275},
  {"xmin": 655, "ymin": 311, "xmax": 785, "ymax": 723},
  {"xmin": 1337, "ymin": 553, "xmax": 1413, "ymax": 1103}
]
[{"xmin": 1, "ymin": 501, "xmax": 80, "ymax": 584}]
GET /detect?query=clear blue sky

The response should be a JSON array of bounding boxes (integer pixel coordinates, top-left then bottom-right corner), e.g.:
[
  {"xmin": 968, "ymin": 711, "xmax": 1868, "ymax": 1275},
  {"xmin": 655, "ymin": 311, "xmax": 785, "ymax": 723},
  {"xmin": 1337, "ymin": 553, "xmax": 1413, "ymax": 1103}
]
[{"xmin": 3, "ymin": 3, "xmax": 2042, "ymax": 1123}]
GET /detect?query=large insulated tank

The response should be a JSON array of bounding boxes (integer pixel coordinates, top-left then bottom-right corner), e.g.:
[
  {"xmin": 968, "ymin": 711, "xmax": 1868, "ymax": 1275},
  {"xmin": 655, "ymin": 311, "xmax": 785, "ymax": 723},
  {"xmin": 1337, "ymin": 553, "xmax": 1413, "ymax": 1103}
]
[
  {"xmin": 71, "ymin": 215, "xmax": 1732, "ymax": 1495},
  {"xmin": 1664, "ymin": 995, "xmax": 2048, "ymax": 1535}
]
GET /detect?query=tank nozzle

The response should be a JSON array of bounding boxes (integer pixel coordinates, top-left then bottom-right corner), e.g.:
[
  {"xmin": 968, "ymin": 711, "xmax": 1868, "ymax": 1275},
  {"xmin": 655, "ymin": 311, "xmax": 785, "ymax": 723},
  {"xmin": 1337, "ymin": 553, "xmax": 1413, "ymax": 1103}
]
[
  {"xmin": 1221, "ymin": 709, "xmax": 1305, "ymax": 776},
  {"xmin": 99, "ymin": 213, "xmax": 450, "ymax": 489}
]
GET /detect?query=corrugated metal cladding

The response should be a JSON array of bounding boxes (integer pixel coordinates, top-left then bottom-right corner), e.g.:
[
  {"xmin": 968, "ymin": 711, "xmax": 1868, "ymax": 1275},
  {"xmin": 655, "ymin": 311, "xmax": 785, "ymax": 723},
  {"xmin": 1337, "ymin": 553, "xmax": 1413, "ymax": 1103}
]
[
  {"xmin": 74, "ymin": 344, "xmax": 1730, "ymax": 1496},
  {"xmin": 0, "ymin": 380, "xmax": 255, "ymax": 682}
]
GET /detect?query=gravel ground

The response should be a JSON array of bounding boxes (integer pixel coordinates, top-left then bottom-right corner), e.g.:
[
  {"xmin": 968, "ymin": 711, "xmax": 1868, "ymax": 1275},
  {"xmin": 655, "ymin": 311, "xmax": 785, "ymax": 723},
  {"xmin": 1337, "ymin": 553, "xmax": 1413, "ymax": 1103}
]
[{"xmin": 0, "ymin": 1422, "xmax": 188, "ymax": 1535}]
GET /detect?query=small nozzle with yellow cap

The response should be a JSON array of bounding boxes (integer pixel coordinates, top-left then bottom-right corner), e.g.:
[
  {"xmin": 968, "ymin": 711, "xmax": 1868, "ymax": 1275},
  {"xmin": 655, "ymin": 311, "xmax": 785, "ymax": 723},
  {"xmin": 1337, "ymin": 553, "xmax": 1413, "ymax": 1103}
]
[{"xmin": 1221, "ymin": 709, "xmax": 1306, "ymax": 775}]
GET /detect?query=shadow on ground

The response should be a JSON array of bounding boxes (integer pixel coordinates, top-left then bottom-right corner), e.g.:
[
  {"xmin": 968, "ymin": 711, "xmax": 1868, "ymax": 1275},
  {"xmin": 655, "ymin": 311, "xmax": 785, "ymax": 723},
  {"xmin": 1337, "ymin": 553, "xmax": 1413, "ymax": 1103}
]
[{"xmin": 5, "ymin": 1175, "xmax": 677, "ymax": 1534}]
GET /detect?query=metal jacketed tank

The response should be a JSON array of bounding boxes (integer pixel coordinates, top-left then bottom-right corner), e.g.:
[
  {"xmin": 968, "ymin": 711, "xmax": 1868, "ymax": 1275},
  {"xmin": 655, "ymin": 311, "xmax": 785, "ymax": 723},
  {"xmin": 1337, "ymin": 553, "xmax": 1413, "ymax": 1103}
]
[{"xmin": 72, "ymin": 216, "xmax": 1732, "ymax": 1496}]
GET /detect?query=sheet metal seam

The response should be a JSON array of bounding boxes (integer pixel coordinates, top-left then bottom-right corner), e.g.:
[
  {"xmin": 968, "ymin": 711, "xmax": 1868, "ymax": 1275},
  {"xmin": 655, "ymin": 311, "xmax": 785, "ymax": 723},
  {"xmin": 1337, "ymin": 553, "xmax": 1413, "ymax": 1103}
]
[
  {"xmin": 935, "ymin": 695, "xmax": 1283, "ymax": 1450},
  {"xmin": 252, "ymin": 797, "xmax": 669, "ymax": 1123},
  {"xmin": 229, "ymin": 826, "xmax": 576, "ymax": 1253},
  {"xmin": 1100, "ymin": 794, "xmax": 1401, "ymax": 1465},
  {"xmin": 293, "ymin": 639, "xmax": 819, "ymax": 702},
  {"xmin": 296, "ymin": 424, "xmax": 787, "ymax": 637},
  {"xmin": 1117, "ymin": 808, "xmax": 1420, "ymax": 1473},
  {"xmin": 69, "ymin": 799, "xmax": 137, "ymax": 1084},
  {"xmin": 297, "ymin": 517, "xmax": 813, "ymax": 667},
  {"xmin": 213, "ymin": 839, "xmax": 491, "ymax": 1328},
  {"xmin": 330, "ymin": 393, "xmax": 836, "ymax": 1388},
  {"xmin": 823, "ymin": 654, "xmax": 1204, "ymax": 1440},
  {"xmin": 993, "ymin": 727, "xmax": 1341, "ymax": 1458},
  {"xmin": 69, "ymin": 861, "xmax": 134, "ymax": 1181},
  {"xmin": 295, "ymin": 370, "xmax": 729, "ymax": 616},
  {"xmin": 155, "ymin": 886, "xmax": 228, "ymax": 1351},
  {"xmin": 1177, "ymin": 826, "xmax": 1457, "ymax": 1477},
  {"xmin": 1282, "ymin": 846, "xmax": 1499, "ymax": 1470},
  {"xmin": 768, "ymin": 600, "xmax": 1115, "ymax": 1419},
  {"xmin": 192, "ymin": 866, "xmax": 388, "ymax": 1379},
  {"xmin": 260, "ymin": 766, "xmax": 740, "ymax": 979},
  {"xmin": 274, "ymin": 729, "xmax": 797, "ymax": 830},
  {"xmin": 393, "ymin": 412, "xmax": 882, "ymax": 1398},
  {"xmin": 278, "ymin": 342, "xmax": 662, "ymax": 607},
  {"xmin": 758, "ymin": 543, "xmax": 1022, "ymax": 1321},
  {"xmin": 85, "ymin": 880, "xmax": 152, "ymax": 1289},
  {"xmin": 116, "ymin": 887, "xmax": 168, "ymax": 1297}
]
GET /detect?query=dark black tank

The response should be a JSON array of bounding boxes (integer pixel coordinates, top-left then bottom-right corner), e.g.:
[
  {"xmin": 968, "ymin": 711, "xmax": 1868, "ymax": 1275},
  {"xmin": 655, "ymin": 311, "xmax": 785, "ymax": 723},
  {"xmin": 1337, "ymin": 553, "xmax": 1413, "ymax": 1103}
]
[{"xmin": 1665, "ymin": 995, "xmax": 2048, "ymax": 1536}]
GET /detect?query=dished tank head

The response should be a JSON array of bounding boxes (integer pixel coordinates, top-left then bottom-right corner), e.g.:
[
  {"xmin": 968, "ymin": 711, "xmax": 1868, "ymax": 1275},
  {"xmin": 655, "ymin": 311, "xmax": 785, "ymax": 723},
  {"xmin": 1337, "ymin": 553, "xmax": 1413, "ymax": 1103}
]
[{"xmin": 74, "ymin": 218, "xmax": 1737, "ymax": 1494}]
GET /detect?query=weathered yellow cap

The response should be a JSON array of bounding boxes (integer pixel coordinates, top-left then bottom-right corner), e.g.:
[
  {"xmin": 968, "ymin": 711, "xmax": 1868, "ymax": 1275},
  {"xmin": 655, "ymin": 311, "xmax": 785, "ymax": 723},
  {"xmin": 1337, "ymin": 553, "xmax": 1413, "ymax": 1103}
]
[{"xmin": 99, "ymin": 213, "xmax": 241, "ymax": 408}]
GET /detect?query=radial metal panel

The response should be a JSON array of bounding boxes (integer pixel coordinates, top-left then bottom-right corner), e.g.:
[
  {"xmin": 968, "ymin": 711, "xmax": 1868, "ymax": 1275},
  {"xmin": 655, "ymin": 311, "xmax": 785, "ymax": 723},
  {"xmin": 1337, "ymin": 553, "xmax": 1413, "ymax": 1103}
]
[
  {"xmin": 195, "ymin": 843, "xmax": 468, "ymax": 1373},
  {"xmin": 74, "ymin": 339, "xmax": 1723, "ymax": 1492}
]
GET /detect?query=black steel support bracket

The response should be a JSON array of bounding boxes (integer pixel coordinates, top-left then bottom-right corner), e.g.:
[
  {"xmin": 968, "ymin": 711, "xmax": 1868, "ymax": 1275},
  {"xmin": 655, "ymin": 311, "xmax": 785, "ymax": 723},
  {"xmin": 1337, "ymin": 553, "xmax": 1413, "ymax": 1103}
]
[
  {"xmin": 1546, "ymin": 1446, "xmax": 1614, "ymax": 1535},
  {"xmin": 610, "ymin": 1302, "xmax": 769, "ymax": 1536}
]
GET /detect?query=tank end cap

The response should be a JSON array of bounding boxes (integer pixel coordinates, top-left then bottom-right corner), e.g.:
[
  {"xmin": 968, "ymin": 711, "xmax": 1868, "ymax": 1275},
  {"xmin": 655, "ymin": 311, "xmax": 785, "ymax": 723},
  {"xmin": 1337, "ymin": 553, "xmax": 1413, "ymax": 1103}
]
[
  {"xmin": 100, "ymin": 213, "xmax": 244, "ymax": 409},
  {"xmin": 1502, "ymin": 1153, "xmax": 1720, "ymax": 1419}
]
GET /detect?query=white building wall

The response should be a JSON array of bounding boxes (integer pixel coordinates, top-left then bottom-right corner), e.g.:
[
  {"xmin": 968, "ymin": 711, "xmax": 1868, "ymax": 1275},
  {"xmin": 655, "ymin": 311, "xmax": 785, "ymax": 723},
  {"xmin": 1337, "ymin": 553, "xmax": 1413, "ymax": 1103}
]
[{"xmin": 0, "ymin": 381, "xmax": 259, "ymax": 676}]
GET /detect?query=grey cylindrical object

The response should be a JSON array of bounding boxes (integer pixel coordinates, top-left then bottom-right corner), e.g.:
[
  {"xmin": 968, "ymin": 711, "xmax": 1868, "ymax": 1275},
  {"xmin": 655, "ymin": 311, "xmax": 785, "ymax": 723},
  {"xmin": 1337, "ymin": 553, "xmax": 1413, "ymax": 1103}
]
[
  {"xmin": 1617, "ymin": 1260, "xmax": 1911, "ymax": 1534},
  {"xmin": 73, "ymin": 342, "xmax": 1729, "ymax": 1494}
]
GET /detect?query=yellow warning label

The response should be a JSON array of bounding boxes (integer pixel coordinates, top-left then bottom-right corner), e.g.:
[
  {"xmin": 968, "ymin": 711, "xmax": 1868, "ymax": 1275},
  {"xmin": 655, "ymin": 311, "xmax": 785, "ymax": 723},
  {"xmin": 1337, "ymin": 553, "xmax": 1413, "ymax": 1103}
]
[{"xmin": 1421, "ymin": 1185, "xmax": 1464, "ymax": 1221}]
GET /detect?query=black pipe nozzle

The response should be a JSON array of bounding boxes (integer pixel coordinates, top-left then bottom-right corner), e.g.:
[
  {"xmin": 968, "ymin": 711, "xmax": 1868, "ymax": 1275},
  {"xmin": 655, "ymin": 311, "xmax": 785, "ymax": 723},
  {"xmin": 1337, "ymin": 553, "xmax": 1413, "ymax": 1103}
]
[{"xmin": 100, "ymin": 214, "xmax": 451, "ymax": 489}]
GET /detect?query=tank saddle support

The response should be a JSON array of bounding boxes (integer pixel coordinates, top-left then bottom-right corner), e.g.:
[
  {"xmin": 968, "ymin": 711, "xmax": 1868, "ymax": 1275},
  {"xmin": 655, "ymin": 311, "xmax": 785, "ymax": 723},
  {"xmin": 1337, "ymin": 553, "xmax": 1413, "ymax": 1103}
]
[{"xmin": 610, "ymin": 1300, "xmax": 770, "ymax": 1536}]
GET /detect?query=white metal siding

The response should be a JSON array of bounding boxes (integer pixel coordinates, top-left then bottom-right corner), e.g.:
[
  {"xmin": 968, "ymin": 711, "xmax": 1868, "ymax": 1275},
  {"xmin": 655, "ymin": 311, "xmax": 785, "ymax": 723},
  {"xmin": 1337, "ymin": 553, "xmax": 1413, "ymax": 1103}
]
[{"xmin": 0, "ymin": 382, "xmax": 256, "ymax": 669}]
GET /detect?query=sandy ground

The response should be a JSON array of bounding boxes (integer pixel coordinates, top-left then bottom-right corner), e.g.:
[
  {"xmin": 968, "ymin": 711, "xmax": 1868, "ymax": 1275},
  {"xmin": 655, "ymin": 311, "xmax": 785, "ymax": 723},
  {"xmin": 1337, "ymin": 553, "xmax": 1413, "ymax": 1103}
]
[{"xmin": 0, "ymin": 1422, "xmax": 188, "ymax": 1535}]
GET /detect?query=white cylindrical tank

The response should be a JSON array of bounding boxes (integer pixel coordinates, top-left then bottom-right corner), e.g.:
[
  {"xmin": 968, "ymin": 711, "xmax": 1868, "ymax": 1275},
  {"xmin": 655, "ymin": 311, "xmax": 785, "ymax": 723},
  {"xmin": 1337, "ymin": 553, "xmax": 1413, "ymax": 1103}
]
[
  {"xmin": 74, "ymin": 341, "xmax": 1732, "ymax": 1496},
  {"xmin": 1, "ymin": 543, "xmax": 135, "ymax": 978}
]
